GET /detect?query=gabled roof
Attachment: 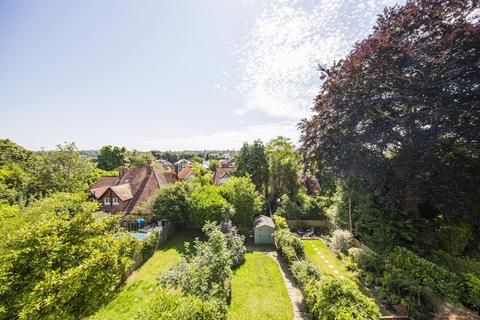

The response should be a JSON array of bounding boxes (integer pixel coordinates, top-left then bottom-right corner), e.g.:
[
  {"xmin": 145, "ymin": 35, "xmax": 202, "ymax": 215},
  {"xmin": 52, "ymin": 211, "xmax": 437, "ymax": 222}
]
[
  {"xmin": 177, "ymin": 167, "xmax": 195, "ymax": 180},
  {"xmin": 212, "ymin": 167, "xmax": 236, "ymax": 185},
  {"xmin": 91, "ymin": 176, "xmax": 119, "ymax": 189},
  {"xmin": 110, "ymin": 184, "xmax": 133, "ymax": 201},
  {"xmin": 254, "ymin": 215, "xmax": 275, "ymax": 229}
]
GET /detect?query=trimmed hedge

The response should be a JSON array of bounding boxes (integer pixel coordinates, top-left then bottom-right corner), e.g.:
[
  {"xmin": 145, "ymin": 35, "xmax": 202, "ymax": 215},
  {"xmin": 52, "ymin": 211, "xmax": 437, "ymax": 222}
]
[
  {"xmin": 274, "ymin": 228, "xmax": 305, "ymax": 265},
  {"xmin": 291, "ymin": 259, "xmax": 322, "ymax": 287},
  {"xmin": 388, "ymin": 247, "xmax": 461, "ymax": 301},
  {"xmin": 304, "ymin": 276, "xmax": 380, "ymax": 320}
]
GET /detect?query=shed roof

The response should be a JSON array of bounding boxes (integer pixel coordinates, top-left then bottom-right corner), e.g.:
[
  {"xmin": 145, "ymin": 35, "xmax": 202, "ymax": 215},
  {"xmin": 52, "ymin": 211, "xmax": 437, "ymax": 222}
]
[{"xmin": 253, "ymin": 215, "xmax": 275, "ymax": 229}]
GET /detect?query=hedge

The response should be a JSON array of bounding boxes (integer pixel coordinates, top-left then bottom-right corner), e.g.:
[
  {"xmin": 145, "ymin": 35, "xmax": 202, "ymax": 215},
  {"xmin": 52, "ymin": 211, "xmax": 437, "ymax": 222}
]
[{"xmin": 274, "ymin": 228, "xmax": 305, "ymax": 265}]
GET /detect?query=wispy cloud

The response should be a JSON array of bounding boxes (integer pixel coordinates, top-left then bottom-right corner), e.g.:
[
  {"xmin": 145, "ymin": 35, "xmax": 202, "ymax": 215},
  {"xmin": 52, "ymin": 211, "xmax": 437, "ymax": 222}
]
[
  {"xmin": 140, "ymin": 121, "xmax": 299, "ymax": 151},
  {"xmin": 233, "ymin": 0, "xmax": 400, "ymax": 120}
]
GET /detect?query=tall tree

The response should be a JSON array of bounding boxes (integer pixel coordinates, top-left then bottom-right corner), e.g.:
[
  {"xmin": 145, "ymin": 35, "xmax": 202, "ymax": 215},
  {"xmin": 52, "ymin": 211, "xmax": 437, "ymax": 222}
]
[
  {"xmin": 96, "ymin": 145, "xmax": 127, "ymax": 170},
  {"xmin": 266, "ymin": 137, "xmax": 301, "ymax": 213},
  {"xmin": 300, "ymin": 0, "xmax": 480, "ymax": 251},
  {"xmin": 236, "ymin": 140, "xmax": 269, "ymax": 198}
]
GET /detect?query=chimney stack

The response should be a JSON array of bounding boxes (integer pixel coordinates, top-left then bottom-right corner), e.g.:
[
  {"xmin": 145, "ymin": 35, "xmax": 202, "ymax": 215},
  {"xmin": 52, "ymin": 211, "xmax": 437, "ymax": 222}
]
[{"xmin": 146, "ymin": 159, "xmax": 153, "ymax": 174}]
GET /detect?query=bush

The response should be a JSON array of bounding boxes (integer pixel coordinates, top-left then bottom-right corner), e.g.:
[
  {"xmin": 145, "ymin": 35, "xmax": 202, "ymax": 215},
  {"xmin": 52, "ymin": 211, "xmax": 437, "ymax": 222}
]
[
  {"xmin": 387, "ymin": 247, "xmax": 461, "ymax": 302},
  {"xmin": 220, "ymin": 220, "xmax": 246, "ymax": 268},
  {"xmin": 135, "ymin": 289, "xmax": 227, "ymax": 320},
  {"xmin": 274, "ymin": 228, "xmax": 305, "ymax": 265},
  {"xmin": 291, "ymin": 260, "xmax": 322, "ymax": 287},
  {"xmin": 152, "ymin": 182, "xmax": 193, "ymax": 224},
  {"xmin": 330, "ymin": 229, "xmax": 353, "ymax": 253},
  {"xmin": 348, "ymin": 247, "xmax": 384, "ymax": 275},
  {"xmin": 272, "ymin": 214, "xmax": 289, "ymax": 230},
  {"xmin": 159, "ymin": 222, "xmax": 233, "ymax": 303},
  {"xmin": 304, "ymin": 276, "xmax": 380, "ymax": 319},
  {"xmin": 461, "ymin": 273, "xmax": 480, "ymax": 312},
  {"xmin": 189, "ymin": 186, "xmax": 233, "ymax": 227}
]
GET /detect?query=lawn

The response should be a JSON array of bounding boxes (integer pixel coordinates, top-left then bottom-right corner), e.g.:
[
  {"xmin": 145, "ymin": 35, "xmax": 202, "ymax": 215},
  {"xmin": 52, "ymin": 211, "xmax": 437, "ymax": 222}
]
[
  {"xmin": 89, "ymin": 234, "xmax": 191, "ymax": 320},
  {"xmin": 303, "ymin": 239, "xmax": 354, "ymax": 281},
  {"xmin": 228, "ymin": 252, "xmax": 292, "ymax": 320}
]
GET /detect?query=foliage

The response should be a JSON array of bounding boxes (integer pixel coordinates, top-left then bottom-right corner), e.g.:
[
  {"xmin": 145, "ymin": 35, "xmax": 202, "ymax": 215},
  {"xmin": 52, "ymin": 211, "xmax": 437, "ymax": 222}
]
[
  {"xmin": 272, "ymin": 214, "xmax": 288, "ymax": 230},
  {"xmin": 152, "ymin": 182, "xmax": 193, "ymax": 224},
  {"xmin": 189, "ymin": 185, "xmax": 232, "ymax": 226},
  {"xmin": 159, "ymin": 222, "xmax": 233, "ymax": 303},
  {"xmin": 266, "ymin": 137, "xmax": 301, "ymax": 212},
  {"xmin": 0, "ymin": 139, "xmax": 34, "ymax": 166},
  {"xmin": 330, "ymin": 229, "xmax": 353, "ymax": 254},
  {"xmin": 300, "ymin": 0, "xmax": 480, "ymax": 259},
  {"xmin": 135, "ymin": 289, "xmax": 227, "ymax": 320},
  {"xmin": 273, "ymin": 228, "xmax": 305, "ymax": 265},
  {"xmin": 209, "ymin": 159, "xmax": 220, "ymax": 172},
  {"xmin": 127, "ymin": 150, "xmax": 153, "ymax": 166},
  {"xmin": 304, "ymin": 276, "xmax": 380, "ymax": 320},
  {"xmin": 220, "ymin": 176, "xmax": 262, "ymax": 231},
  {"xmin": 291, "ymin": 259, "xmax": 322, "ymax": 287},
  {"xmin": 387, "ymin": 247, "xmax": 461, "ymax": 302},
  {"xmin": 460, "ymin": 273, "xmax": 480, "ymax": 312},
  {"xmin": 277, "ymin": 193, "xmax": 327, "ymax": 220},
  {"xmin": 236, "ymin": 140, "xmax": 268, "ymax": 197},
  {"xmin": 0, "ymin": 193, "xmax": 138, "ymax": 319},
  {"xmin": 96, "ymin": 145, "xmax": 127, "ymax": 170},
  {"xmin": 33, "ymin": 142, "xmax": 96, "ymax": 195},
  {"xmin": 219, "ymin": 220, "xmax": 246, "ymax": 268}
]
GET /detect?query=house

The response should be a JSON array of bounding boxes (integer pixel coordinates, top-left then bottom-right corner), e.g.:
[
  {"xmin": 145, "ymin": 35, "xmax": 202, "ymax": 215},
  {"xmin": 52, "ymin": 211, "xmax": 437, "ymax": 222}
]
[
  {"xmin": 177, "ymin": 166, "xmax": 196, "ymax": 180},
  {"xmin": 90, "ymin": 160, "xmax": 168, "ymax": 217},
  {"xmin": 254, "ymin": 215, "xmax": 275, "ymax": 244},
  {"xmin": 174, "ymin": 158, "xmax": 191, "ymax": 170},
  {"xmin": 212, "ymin": 167, "xmax": 236, "ymax": 185},
  {"xmin": 220, "ymin": 158, "xmax": 236, "ymax": 168}
]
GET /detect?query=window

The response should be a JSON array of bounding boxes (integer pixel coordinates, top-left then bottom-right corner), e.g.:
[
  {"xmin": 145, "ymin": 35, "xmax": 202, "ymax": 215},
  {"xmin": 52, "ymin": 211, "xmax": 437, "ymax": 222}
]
[
  {"xmin": 112, "ymin": 197, "xmax": 119, "ymax": 205},
  {"xmin": 104, "ymin": 197, "xmax": 111, "ymax": 205}
]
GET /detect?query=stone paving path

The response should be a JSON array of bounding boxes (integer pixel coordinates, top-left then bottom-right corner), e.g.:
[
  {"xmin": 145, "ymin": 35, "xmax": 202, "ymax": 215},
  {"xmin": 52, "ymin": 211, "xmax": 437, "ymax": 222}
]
[{"xmin": 268, "ymin": 252, "xmax": 309, "ymax": 320}]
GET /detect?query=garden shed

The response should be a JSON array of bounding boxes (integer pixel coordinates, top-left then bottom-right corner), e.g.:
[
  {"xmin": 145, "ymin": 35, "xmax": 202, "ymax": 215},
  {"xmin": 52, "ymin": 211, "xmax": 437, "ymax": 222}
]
[{"xmin": 253, "ymin": 215, "xmax": 275, "ymax": 244}]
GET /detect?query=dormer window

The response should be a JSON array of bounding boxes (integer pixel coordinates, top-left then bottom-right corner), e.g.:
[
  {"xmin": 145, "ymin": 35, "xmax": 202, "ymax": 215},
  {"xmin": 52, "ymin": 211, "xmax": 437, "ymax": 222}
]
[
  {"xmin": 104, "ymin": 198, "xmax": 111, "ymax": 205},
  {"xmin": 112, "ymin": 197, "xmax": 119, "ymax": 205}
]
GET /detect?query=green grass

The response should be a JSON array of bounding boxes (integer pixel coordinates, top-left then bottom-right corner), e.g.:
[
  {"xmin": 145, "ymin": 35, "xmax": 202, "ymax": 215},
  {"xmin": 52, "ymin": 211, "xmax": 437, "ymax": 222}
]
[
  {"xmin": 89, "ymin": 235, "xmax": 191, "ymax": 320},
  {"xmin": 303, "ymin": 239, "xmax": 354, "ymax": 281},
  {"xmin": 228, "ymin": 252, "xmax": 292, "ymax": 320}
]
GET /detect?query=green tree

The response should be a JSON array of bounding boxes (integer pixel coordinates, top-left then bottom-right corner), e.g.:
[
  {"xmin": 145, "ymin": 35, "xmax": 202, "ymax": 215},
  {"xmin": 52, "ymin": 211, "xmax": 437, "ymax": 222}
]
[
  {"xmin": 208, "ymin": 159, "xmax": 220, "ymax": 172},
  {"xmin": 127, "ymin": 150, "xmax": 153, "ymax": 166},
  {"xmin": 32, "ymin": 143, "xmax": 95, "ymax": 195},
  {"xmin": 96, "ymin": 145, "xmax": 127, "ymax": 170},
  {"xmin": 0, "ymin": 193, "xmax": 138, "ymax": 319},
  {"xmin": 220, "ymin": 176, "xmax": 262, "ymax": 231},
  {"xmin": 266, "ymin": 137, "xmax": 301, "ymax": 213},
  {"xmin": 236, "ymin": 140, "xmax": 268, "ymax": 198},
  {"xmin": 189, "ymin": 185, "xmax": 232, "ymax": 226},
  {"xmin": 152, "ymin": 182, "xmax": 193, "ymax": 224}
]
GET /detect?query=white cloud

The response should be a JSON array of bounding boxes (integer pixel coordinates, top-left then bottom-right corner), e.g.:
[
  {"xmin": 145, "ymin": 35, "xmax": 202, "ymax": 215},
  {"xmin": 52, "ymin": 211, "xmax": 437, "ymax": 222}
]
[
  {"xmin": 140, "ymin": 121, "xmax": 299, "ymax": 151},
  {"xmin": 233, "ymin": 0, "xmax": 401, "ymax": 120}
]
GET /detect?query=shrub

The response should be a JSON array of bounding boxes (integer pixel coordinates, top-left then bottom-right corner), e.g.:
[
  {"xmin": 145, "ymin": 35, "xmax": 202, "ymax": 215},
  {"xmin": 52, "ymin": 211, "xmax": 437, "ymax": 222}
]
[
  {"xmin": 387, "ymin": 247, "xmax": 461, "ymax": 302},
  {"xmin": 304, "ymin": 276, "xmax": 380, "ymax": 319},
  {"xmin": 220, "ymin": 220, "xmax": 246, "ymax": 268},
  {"xmin": 189, "ymin": 186, "xmax": 232, "ymax": 226},
  {"xmin": 135, "ymin": 289, "xmax": 227, "ymax": 320},
  {"xmin": 461, "ymin": 273, "xmax": 480, "ymax": 312},
  {"xmin": 272, "ymin": 214, "xmax": 289, "ymax": 230},
  {"xmin": 348, "ymin": 247, "xmax": 384, "ymax": 275},
  {"xmin": 159, "ymin": 222, "xmax": 233, "ymax": 303},
  {"xmin": 274, "ymin": 228, "xmax": 305, "ymax": 265},
  {"xmin": 291, "ymin": 260, "xmax": 322, "ymax": 287},
  {"xmin": 330, "ymin": 229, "xmax": 353, "ymax": 253},
  {"xmin": 152, "ymin": 182, "xmax": 193, "ymax": 224}
]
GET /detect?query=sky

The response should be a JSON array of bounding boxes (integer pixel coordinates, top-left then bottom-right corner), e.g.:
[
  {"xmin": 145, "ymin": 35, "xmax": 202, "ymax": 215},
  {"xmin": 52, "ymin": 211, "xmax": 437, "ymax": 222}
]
[{"xmin": 0, "ymin": 0, "xmax": 402, "ymax": 151}]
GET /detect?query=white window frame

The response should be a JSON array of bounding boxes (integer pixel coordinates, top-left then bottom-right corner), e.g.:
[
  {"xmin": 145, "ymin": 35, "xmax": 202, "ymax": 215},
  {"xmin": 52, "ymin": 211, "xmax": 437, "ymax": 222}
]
[
  {"xmin": 112, "ymin": 197, "xmax": 119, "ymax": 205},
  {"xmin": 104, "ymin": 197, "xmax": 111, "ymax": 205}
]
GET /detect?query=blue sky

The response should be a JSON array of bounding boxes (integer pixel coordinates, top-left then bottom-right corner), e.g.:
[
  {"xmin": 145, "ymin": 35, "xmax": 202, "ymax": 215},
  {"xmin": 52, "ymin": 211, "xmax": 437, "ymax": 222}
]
[{"xmin": 0, "ymin": 0, "xmax": 401, "ymax": 151}]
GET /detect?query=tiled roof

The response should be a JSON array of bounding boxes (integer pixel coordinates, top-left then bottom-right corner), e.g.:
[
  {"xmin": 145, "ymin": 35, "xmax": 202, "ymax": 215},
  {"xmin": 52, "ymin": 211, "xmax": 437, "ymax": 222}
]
[
  {"xmin": 110, "ymin": 184, "xmax": 133, "ymax": 201},
  {"xmin": 91, "ymin": 176, "xmax": 119, "ymax": 189},
  {"xmin": 212, "ymin": 167, "xmax": 236, "ymax": 185},
  {"xmin": 177, "ymin": 167, "xmax": 195, "ymax": 180}
]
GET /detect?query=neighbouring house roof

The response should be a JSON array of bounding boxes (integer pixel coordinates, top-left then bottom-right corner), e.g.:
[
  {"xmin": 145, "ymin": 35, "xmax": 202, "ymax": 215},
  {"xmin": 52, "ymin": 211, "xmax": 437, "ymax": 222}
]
[
  {"xmin": 220, "ymin": 158, "xmax": 236, "ymax": 167},
  {"xmin": 177, "ymin": 167, "xmax": 195, "ymax": 180},
  {"xmin": 110, "ymin": 183, "xmax": 134, "ymax": 201},
  {"xmin": 253, "ymin": 215, "xmax": 275, "ymax": 229},
  {"xmin": 89, "ymin": 163, "xmax": 170, "ymax": 214},
  {"xmin": 212, "ymin": 167, "xmax": 236, "ymax": 185}
]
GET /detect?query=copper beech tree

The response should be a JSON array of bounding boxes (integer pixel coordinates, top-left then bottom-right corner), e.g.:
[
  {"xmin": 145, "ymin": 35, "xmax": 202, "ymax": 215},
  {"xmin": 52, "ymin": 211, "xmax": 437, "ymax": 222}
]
[{"xmin": 300, "ymin": 1, "xmax": 479, "ymax": 223}]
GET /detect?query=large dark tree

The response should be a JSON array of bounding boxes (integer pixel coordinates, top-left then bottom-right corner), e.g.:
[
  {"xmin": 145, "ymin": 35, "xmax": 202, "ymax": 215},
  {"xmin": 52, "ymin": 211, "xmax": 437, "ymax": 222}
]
[
  {"xmin": 300, "ymin": 0, "xmax": 479, "ymax": 235},
  {"xmin": 96, "ymin": 145, "xmax": 127, "ymax": 171},
  {"xmin": 236, "ymin": 140, "xmax": 269, "ymax": 198}
]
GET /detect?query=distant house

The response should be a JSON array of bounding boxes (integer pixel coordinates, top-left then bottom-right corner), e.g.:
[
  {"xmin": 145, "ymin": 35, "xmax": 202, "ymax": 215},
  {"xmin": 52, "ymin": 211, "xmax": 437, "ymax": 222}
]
[
  {"xmin": 177, "ymin": 166, "xmax": 196, "ymax": 180},
  {"xmin": 90, "ymin": 160, "xmax": 168, "ymax": 217},
  {"xmin": 212, "ymin": 167, "xmax": 236, "ymax": 185},
  {"xmin": 174, "ymin": 158, "xmax": 191, "ymax": 170},
  {"xmin": 220, "ymin": 158, "xmax": 236, "ymax": 168},
  {"xmin": 254, "ymin": 215, "xmax": 275, "ymax": 244}
]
